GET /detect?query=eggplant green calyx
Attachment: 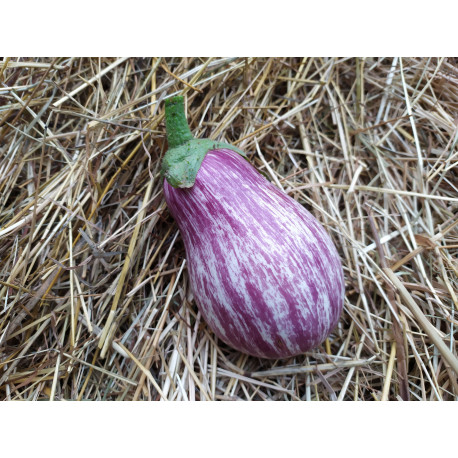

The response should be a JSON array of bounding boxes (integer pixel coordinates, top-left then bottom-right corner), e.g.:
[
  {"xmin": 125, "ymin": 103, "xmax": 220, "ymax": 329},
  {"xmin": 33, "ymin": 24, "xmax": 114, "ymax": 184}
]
[{"xmin": 162, "ymin": 96, "xmax": 246, "ymax": 188}]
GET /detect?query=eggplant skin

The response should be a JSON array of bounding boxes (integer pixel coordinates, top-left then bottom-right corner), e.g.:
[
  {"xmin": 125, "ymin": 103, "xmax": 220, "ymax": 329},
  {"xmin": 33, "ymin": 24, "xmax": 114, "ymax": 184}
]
[{"xmin": 164, "ymin": 149, "xmax": 345, "ymax": 359}]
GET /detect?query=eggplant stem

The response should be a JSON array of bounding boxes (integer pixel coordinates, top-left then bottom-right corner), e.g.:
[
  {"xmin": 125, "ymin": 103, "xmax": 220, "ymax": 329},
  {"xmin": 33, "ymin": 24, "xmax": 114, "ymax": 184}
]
[{"xmin": 164, "ymin": 96, "xmax": 193, "ymax": 149}]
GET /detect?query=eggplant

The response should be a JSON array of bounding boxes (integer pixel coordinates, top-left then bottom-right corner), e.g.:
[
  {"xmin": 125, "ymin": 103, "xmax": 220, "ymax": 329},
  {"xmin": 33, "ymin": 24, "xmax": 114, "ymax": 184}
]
[{"xmin": 162, "ymin": 96, "xmax": 344, "ymax": 359}]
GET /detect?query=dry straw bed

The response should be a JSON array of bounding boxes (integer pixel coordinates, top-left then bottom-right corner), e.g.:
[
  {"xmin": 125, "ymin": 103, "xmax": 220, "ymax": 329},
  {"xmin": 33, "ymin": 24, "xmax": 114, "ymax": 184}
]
[{"xmin": 0, "ymin": 57, "xmax": 457, "ymax": 401}]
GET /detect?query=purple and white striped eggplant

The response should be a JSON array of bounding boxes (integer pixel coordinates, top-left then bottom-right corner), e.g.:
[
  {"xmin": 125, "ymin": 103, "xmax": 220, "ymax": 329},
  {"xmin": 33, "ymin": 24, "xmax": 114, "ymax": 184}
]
[{"xmin": 161, "ymin": 97, "xmax": 344, "ymax": 359}]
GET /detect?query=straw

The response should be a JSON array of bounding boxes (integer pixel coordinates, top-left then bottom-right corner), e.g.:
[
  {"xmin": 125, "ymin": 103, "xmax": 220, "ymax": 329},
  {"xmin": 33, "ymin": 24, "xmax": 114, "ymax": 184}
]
[{"xmin": 1, "ymin": 57, "xmax": 456, "ymax": 401}]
